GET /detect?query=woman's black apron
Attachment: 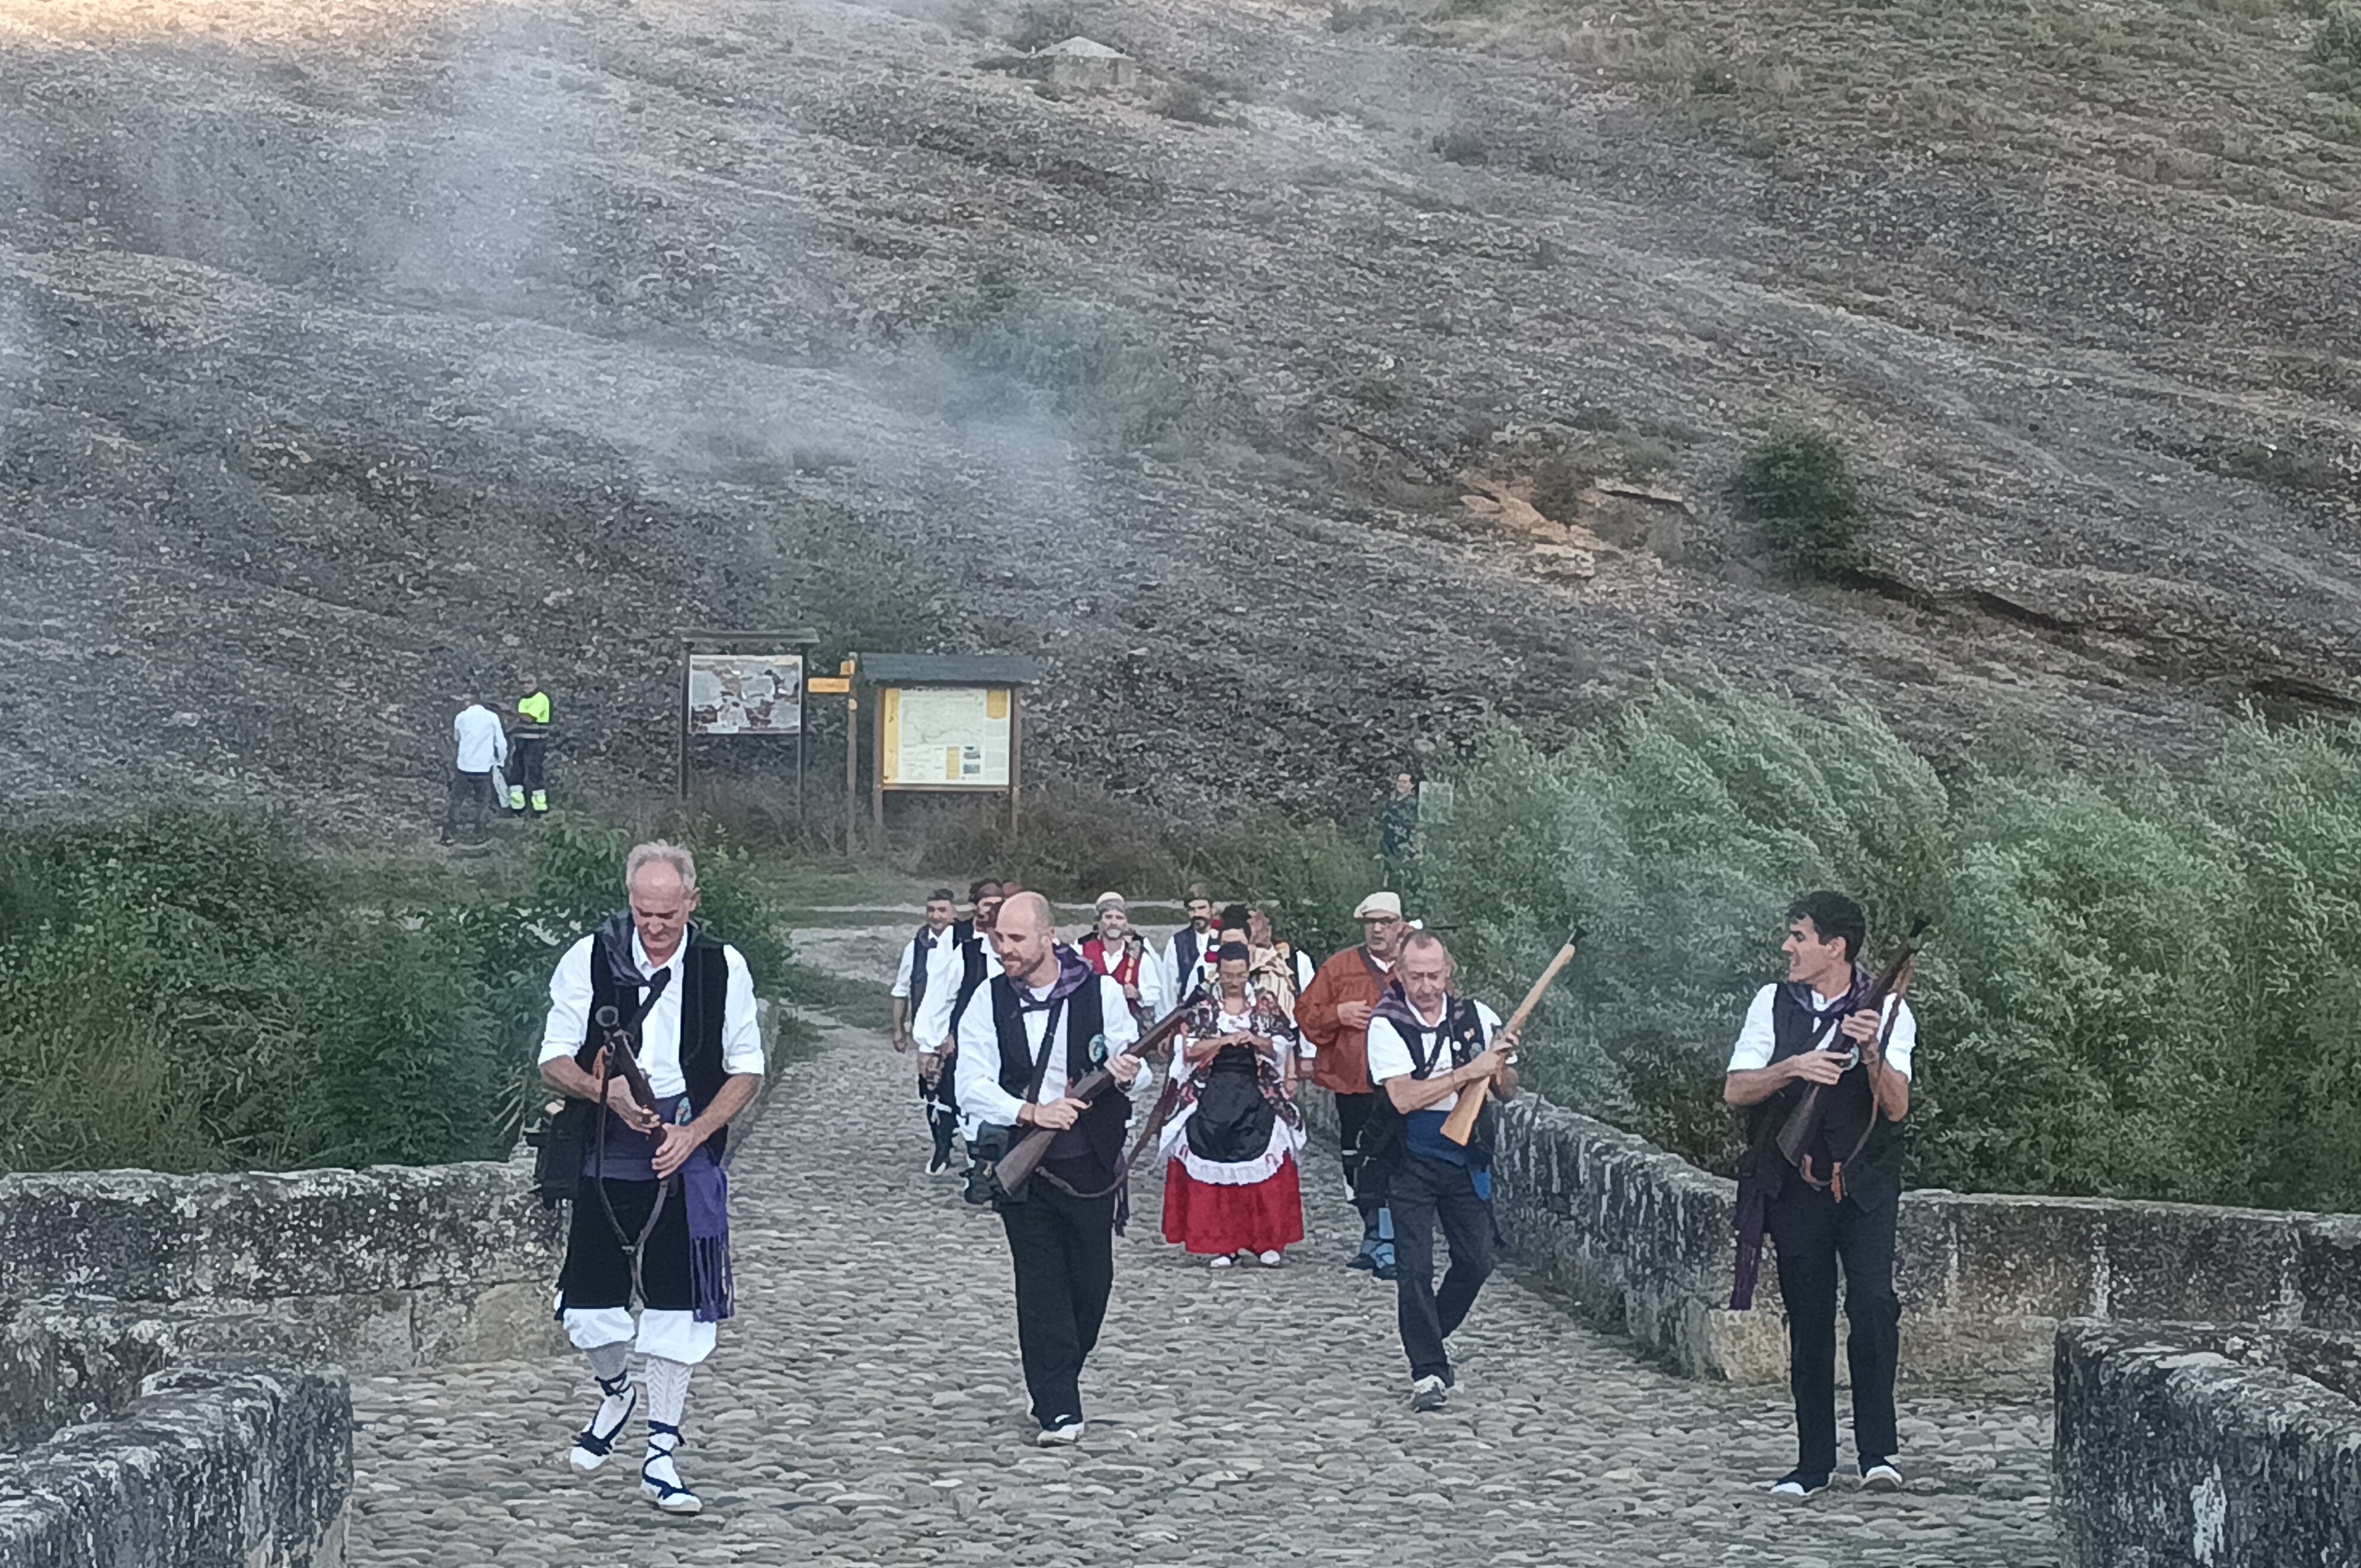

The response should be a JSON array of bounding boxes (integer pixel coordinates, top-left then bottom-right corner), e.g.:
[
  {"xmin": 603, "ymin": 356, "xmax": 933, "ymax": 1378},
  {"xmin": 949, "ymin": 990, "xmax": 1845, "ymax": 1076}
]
[{"xmin": 1185, "ymin": 1045, "xmax": 1276, "ymax": 1163}]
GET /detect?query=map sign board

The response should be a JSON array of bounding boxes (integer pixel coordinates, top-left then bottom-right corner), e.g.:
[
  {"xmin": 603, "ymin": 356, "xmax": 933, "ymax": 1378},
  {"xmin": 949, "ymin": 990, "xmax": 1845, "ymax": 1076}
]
[
  {"xmin": 880, "ymin": 685, "xmax": 1012, "ymax": 788},
  {"xmin": 686, "ymin": 652, "xmax": 804, "ymax": 736}
]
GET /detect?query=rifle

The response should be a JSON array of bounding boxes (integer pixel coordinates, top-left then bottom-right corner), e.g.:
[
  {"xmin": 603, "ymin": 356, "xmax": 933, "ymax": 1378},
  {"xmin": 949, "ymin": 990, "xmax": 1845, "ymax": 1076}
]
[
  {"xmin": 1439, "ymin": 926, "xmax": 1583, "ymax": 1147},
  {"xmin": 1771, "ymin": 917, "xmax": 1927, "ymax": 1174},
  {"xmin": 993, "ymin": 1003, "xmax": 1190, "ymax": 1197}
]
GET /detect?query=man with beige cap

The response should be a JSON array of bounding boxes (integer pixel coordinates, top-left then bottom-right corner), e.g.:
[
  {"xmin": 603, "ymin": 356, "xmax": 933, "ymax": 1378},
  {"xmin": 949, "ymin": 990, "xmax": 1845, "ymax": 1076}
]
[
  {"xmin": 1082, "ymin": 891, "xmax": 1166, "ymax": 1023},
  {"xmin": 1294, "ymin": 890, "xmax": 1412, "ymax": 1277}
]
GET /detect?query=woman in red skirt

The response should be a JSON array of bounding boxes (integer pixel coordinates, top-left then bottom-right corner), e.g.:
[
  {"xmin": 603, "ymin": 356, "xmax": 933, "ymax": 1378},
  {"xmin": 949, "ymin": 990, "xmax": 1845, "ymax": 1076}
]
[{"xmin": 1158, "ymin": 942, "xmax": 1307, "ymax": 1266}]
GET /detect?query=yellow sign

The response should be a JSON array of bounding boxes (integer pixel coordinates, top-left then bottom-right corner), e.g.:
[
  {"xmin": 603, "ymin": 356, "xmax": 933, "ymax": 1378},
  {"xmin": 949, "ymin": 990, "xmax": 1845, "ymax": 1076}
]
[
  {"xmin": 881, "ymin": 686, "xmax": 1012, "ymax": 788},
  {"xmin": 807, "ymin": 676, "xmax": 852, "ymax": 695}
]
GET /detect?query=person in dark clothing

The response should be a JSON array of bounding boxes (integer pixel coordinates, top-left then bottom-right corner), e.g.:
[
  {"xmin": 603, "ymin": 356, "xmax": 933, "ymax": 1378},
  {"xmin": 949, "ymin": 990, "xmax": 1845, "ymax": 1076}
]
[
  {"xmin": 953, "ymin": 892, "xmax": 1144, "ymax": 1447},
  {"xmin": 1723, "ymin": 891, "xmax": 1918, "ymax": 1500}
]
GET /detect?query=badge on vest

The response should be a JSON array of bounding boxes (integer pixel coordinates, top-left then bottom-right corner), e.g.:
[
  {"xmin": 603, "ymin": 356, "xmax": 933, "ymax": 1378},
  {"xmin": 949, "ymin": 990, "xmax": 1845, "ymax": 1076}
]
[{"xmin": 1087, "ymin": 1032, "xmax": 1109, "ymax": 1066}]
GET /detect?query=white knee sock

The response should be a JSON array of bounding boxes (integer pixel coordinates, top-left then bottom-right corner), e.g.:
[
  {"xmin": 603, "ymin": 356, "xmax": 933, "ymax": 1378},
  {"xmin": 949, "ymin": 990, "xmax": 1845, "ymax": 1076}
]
[
  {"xmin": 586, "ymin": 1341, "xmax": 631, "ymax": 1383},
  {"xmin": 645, "ymin": 1355, "xmax": 692, "ymax": 1437}
]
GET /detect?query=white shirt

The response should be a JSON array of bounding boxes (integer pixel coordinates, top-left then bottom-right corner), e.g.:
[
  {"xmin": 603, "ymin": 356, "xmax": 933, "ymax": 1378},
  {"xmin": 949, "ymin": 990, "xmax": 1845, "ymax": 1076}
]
[
  {"xmin": 1725, "ymin": 984, "xmax": 1916, "ymax": 1080},
  {"xmin": 892, "ymin": 924, "xmax": 961, "ymax": 1001},
  {"xmin": 913, "ymin": 938, "xmax": 1000, "ymax": 1050},
  {"xmin": 954, "ymin": 972, "xmax": 1141, "ymax": 1127},
  {"xmin": 1367, "ymin": 998, "xmax": 1503, "ymax": 1115},
  {"xmin": 538, "ymin": 928, "xmax": 766, "ymax": 1095},
  {"xmin": 453, "ymin": 703, "xmax": 508, "ymax": 773}
]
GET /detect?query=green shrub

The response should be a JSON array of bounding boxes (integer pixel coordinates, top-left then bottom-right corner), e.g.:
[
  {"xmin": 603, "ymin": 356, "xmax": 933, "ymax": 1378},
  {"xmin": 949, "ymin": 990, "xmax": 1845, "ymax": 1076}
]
[
  {"xmin": 0, "ymin": 808, "xmax": 795, "ymax": 1175},
  {"xmin": 1730, "ymin": 424, "xmax": 1866, "ymax": 574},
  {"xmin": 933, "ymin": 264, "xmax": 1192, "ymax": 449},
  {"xmin": 1396, "ymin": 683, "xmax": 2361, "ymax": 1212},
  {"xmin": 2314, "ymin": 4, "xmax": 2361, "ymax": 69}
]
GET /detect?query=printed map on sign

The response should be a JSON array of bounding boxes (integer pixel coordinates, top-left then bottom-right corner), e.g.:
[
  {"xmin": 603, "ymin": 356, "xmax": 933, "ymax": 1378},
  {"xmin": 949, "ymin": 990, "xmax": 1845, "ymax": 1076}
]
[
  {"xmin": 687, "ymin": 654, "xmax": 804, "ymax": 735},
  {"xmin": 884, "ymin": 686, "xmax": 1010, "ymax": 787}
]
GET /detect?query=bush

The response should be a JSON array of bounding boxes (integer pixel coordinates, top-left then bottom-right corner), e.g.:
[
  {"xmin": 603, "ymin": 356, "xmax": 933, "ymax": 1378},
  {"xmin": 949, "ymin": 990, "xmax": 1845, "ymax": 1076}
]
[
  {"xmin": 0, "ymin": 808, "xmax": 796, "ymax": 1175},
  {"xmin": 2314, "ymin": 4, "xmax": 2361, "ymax": 70},
  {"xmin": 933, "ymin": 264, "xmax": 1191, "ymax": 449},
  {"xmin": 1730, "ymin": 424, "xmax": 1866, "ymax": 574},
  {"xmin": 1398, "ymin": 682, "xmax": 2361, "ymax": 1213},
  {"xmin": 1006, "ymin": 1, "xmax": 1082, "ymax": 52}
]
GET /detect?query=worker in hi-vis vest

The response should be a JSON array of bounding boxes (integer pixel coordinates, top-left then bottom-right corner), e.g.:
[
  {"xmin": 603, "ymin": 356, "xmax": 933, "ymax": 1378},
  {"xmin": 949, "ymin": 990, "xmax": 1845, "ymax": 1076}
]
[{"xmin": 510, "ymin": 677, "xmax": 553, "ymax": 815}]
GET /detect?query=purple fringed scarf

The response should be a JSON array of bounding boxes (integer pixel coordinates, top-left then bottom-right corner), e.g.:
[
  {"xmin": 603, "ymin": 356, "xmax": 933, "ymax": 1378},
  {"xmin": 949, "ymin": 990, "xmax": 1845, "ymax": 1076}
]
[{"xmin": 683, "ymin": 1145, "xmax": 733, "ymax": 1323}]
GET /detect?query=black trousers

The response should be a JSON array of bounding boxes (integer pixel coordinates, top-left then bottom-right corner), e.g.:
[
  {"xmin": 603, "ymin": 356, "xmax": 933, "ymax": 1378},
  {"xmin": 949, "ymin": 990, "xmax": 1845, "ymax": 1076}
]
[
  {"xmin": 511, "ymin": 735, "xmax": 548, "ymax": 804},
  {"xmin": 559, "ymin": 1177, "xmax": 692, "ymax": 1311},
  {"xmin": 918, "ymin": 1068, "xmax": 957, "ymax": 1160},
  {"xmin": 1333, "ymin": 1090, "xmax": 1381, "ymax": 1216},
  {"xmin": 1390, "ymin": 1152, "xmax": 1494, "ymax": 1382},
  {"xmin": 442, "ymin": 768, "xmax": 495, "ymax": 841},
  {"xmin": 1768, "ymin": 1181, "xmax": 1901, "ymax": 1476},
  {"xmin": 997, "ymin": 1177, "xmax": 1116, "ymax": 1427}
]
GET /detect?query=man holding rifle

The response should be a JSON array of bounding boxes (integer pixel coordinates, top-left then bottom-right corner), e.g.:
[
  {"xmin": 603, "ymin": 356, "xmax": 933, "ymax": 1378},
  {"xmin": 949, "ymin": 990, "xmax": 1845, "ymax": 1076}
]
[
  {"xmin": 535, "ymin": 842, "xmax": 765, "ymax": 1513},
  {"xmin": 1364, "ymin": 929, "xmax": 1519, "ymax": 1412},
  {"xmin": 954, "ymin": 892, "xmax": 1144, "ymax": 1448},
  {"xmin": 1723, "ymin": 891, "xmax": 1917, "ymax": 1500}
]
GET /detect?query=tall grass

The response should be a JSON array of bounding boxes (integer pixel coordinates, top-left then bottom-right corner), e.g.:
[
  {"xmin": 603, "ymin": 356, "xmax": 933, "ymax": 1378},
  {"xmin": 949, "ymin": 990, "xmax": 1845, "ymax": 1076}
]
[
  {"xmin": 1368, "ymin": 683, "xmax": 2361, "ymax": 1213},
  {"xmin": 0, "ymin": 811, "xmax": 796, "ymax": 1175}
]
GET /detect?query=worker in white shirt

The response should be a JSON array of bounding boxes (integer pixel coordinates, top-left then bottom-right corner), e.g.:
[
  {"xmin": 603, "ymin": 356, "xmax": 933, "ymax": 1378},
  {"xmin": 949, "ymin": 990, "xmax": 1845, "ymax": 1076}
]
[{"xmin": 442, "ymin": 697, "xmax": 510, "ymax": 846}]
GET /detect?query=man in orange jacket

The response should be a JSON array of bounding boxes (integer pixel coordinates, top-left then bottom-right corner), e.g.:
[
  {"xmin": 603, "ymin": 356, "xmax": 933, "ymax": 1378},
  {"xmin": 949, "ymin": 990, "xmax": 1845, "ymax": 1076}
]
[{"xmin": 1295, "ymin": 890, "xmax": 1412, "ymax": 1278}]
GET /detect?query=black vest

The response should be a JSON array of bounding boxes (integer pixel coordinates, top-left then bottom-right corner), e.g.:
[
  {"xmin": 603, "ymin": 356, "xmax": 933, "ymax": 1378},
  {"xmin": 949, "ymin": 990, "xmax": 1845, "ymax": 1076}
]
[
  {"xmin": 1400, "ymin": 995, "xmax": 1499, "ymax": 1158},
  {"xmin": 907, "ymin": 924, "xmax": 953, "ymax": 1017},
  {"xmin": 948, "ymin": 937, "xmax": 993, "ymax": 1036},
  {"xmin": 1172, "ymin": 929, "xmax": 1210, "ymax": 1003},
  {"xmin": 1744, "ymin": 981, "xmax": 1904, "ymax": 1207},
  {"xmin": 572, "ymin": 920, "xmax": 734, "ymax": 1161},
  {"xmin": 991, "ymin": 971, "xmax": 1127, "ymax": 1177}
]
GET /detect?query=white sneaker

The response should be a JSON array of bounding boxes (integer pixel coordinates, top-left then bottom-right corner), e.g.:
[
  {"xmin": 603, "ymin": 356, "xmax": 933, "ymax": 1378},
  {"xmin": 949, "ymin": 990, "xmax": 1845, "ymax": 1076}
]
[
  {"xmin": 1035, "ymin": 1418, "xmax": 1084, "ymax": 1447},
  {"xmin": 1409, "ymin": 1375, "xmax": 1448, "ymax": 1412},
  {"xmin": 1861, "ymin": 1460, "xmax": 1903, "ymax": 1492},
  {"xmin": 1256, "ymin": 1249, "xmax": 1284, "ymax": 1266},
  {"xmin": 568, "ymin": 1375, "xmax": 637, "ymax": 1471},
  {"xmin": 1208, "ymin": 1254, "xmax": 1233, "ymax": 1269}
]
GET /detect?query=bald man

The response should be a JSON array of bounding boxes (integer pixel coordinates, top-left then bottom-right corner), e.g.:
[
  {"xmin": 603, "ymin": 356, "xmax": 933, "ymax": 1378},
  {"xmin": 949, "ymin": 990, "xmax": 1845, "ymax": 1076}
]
[{"xmin": 954, "ymin": 892, "xmax": 1144, "ymax": 1447}]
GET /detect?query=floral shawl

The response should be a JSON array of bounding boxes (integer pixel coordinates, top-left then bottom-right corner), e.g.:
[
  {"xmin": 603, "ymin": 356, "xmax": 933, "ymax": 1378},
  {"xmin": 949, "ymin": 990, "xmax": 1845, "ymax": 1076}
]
[{"xmin": 1173, "ymin": 983, "xmax": 1303, "ymax": 1128}]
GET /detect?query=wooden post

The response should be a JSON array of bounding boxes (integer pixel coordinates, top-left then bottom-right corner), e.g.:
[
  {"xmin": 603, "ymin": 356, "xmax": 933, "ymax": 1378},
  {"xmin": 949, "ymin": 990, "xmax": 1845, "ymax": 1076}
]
[
  {"xmin": 843, "ymin": 684, "xmax": 859, "ymax": 856},
  {"xmin": 676, "ymin": 642, "xmax": 692, "ymax": 800},
  {"xmin": 1008, "ymin": 685, "xmax": 1023, "ymax": 835},
  {"xmin": 872, "ymin": 685, "xmax": 888, "ymax": 841}
]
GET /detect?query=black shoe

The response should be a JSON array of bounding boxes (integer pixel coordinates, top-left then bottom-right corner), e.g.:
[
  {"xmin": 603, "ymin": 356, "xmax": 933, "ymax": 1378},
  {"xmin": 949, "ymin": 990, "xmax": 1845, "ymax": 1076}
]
[
  {"xmin": 1771, "ymin": 1470, "xmax": 1831, "ymax": 1499},
  {"xmin": 1860, "ymin": 1458, "xmax": 1903, "ymax": 1491},
  {"xmin": 1346, "ymin": 1251, "xmax": 1375, "ymax": 1272},
  {"xmin": 1374, "ymin": 1261, "xmax": 1399, "ymax": 1281}
]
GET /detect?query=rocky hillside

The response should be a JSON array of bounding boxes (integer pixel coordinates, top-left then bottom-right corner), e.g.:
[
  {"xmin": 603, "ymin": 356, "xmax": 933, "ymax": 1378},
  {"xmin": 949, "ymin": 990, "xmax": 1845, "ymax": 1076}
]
[{"xmin": 2, "ymin": 0, "xmax": 2356, "ymax": 827}]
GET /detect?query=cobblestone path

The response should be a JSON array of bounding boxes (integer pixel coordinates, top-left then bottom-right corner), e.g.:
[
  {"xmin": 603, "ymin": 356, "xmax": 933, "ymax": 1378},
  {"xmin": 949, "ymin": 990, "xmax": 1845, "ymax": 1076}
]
[{"xmin": 352, "ymin": 975, "xmax": 2058, "ymax": 1565}]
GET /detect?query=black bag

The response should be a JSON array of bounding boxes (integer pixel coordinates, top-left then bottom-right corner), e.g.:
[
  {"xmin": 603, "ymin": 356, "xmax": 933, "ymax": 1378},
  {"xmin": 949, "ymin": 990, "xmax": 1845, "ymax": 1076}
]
[
  {"xmin": 962, "ymin": 1122, "xmax": 1013, "ymax": 1206},
  {"xmin": 530, "ymin": 1097, "xmax": 588, "ymax": 1208}
]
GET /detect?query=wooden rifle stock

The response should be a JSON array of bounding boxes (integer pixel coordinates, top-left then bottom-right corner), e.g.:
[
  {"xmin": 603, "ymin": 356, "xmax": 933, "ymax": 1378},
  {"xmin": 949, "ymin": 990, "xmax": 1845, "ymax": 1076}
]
[
  {"xmin": 1439, "ymin": 927, "xmax": 1583, "ymax": 1147},
  {"xmin": 993, "ymin": 1003, "xmax": 1190, "ymax": 1196},
  {"xmin": 1772, "ymin": 918, "xmax": 1927, "ymax": 1172}
]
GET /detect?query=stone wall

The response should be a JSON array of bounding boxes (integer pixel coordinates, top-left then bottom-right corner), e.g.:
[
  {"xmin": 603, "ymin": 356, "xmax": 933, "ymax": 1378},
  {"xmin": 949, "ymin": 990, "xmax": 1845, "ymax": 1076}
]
[
  {"xmin": 1304, "ymin": 1087, "xmax": 2361, "ymax": 1384},
  {"xmin": 0, "ymin": 1356, "xmax": 349, "ymax": 1568},
  {"xmin": 0, "ymin": 1148, "xmax": 567, "ymax": 1375},
  {"xmin": 2055, "ymin": 1321, "xmax": 2361, "ymax": 1567}
]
